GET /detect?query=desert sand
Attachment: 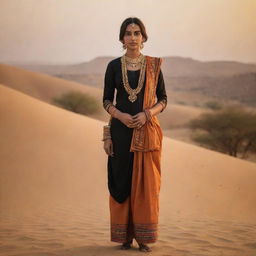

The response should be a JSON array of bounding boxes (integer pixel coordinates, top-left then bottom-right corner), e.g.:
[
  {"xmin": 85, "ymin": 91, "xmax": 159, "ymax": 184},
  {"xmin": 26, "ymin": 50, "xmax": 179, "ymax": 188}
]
[
  {"xmin": 0, "ymin": 63, "xmax": 206, "ymax": 135},
  {"xmin": 0, "ymin": 63, "xmax": 107, "ymax": 122},
  {"xmin": 1, "ymin": 84, "xmax": 256, "ymax": 256}
]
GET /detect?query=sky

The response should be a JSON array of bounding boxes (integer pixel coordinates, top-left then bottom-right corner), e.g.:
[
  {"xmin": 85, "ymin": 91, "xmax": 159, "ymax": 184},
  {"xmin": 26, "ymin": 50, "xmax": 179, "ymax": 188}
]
[{"xmin": 0, "ymin": 0, "xmax": 255, "ymax": 64}]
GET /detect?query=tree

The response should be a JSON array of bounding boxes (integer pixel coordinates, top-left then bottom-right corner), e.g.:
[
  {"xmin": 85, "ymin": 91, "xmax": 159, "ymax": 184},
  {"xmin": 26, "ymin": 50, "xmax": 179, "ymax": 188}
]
[
  {"xmin": 52, "ymin": 90, "xmax": 99, "ymax": 115},
  {"xmin": 204, "ymin": 100, "xmax": 222, "ymax": 110},
  {"xmin": 188, "ymin": 105, "xmax": 256, "ymax": 158}
]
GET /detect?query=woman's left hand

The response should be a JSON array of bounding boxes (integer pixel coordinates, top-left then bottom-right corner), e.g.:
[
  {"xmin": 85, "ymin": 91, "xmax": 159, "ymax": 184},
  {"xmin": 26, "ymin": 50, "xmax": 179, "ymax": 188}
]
[{"xmin": 131, "ymin": 112, "xmax": 147, "ymax": 129}]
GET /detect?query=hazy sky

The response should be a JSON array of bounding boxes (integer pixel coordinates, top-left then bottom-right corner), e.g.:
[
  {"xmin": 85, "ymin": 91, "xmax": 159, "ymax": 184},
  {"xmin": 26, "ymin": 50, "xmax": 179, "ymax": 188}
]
[{"xmin": 0, "ymin": 0, "xmax": 255, "ymax": 64}]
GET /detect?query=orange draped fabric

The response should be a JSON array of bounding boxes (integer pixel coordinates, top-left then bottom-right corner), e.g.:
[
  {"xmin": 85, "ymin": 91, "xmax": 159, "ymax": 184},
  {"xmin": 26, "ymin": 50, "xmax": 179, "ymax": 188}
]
[{"xmin": 109, "ymin": 56, "xmax": 163, "ymax": 244}]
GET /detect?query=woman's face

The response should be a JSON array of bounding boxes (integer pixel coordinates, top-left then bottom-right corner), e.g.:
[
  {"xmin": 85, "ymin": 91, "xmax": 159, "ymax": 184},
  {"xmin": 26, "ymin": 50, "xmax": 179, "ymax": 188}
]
[{"xmin": 122, "ymin": 23, "xmax": 145, "ymax": 51}]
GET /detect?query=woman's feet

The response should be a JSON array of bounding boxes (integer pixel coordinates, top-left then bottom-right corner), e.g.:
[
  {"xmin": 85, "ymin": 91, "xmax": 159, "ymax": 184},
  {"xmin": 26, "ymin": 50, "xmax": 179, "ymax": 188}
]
[
  {"xmin": 120, "ymin": 241, "xmax": 152, "ymax": 252},
  {"xmin": 138, "ymin": 243, "xmax": 152, "ymax": 252},
  {"xmin": 120, "ymin": 240, "xmax": 133, "ymax": 250}
]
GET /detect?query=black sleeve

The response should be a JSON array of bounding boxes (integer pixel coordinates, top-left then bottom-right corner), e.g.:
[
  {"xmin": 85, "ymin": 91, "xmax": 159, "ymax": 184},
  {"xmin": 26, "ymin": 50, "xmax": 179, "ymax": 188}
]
[
  {"xmin": 103, "ymin": 61, "xmax": 115, "ymax": 113},
  {"xmin": 155, "ymin": 69, "xmax": 167, "ymax": 112}
]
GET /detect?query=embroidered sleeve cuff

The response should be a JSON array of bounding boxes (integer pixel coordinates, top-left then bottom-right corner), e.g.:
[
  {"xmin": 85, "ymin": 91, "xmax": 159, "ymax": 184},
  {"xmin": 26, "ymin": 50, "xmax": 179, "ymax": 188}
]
[
  {"xmin": 158, "ymin": 99, "xmax": 167, "ymax": 112},
  {"xmin": 103, "ymin": 100, "xmax": 114, "ymax": 114}
]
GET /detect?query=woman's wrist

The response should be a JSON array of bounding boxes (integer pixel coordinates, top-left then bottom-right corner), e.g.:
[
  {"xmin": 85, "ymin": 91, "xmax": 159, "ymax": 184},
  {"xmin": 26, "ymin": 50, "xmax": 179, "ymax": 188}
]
[
  {"xmin": 108, "ymin": 105, "xmax": 122, "ymax": 120},
  {"xmin": 115, "ymin": 110, "xmax": 122, "ymax": 120},
  {"xmin": 146, "ymin": 102, "xmax": 164, "ymax": 117},
  {"xmin": 143, "ymin": 108, "xmax": 153, "ymax": 122}
]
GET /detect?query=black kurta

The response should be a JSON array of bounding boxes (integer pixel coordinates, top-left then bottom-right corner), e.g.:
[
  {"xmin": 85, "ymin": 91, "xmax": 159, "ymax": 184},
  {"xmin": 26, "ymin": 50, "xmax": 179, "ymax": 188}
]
[{"xmin": 103, "ymin": 56, "xmax": 167, "ymax": 203}]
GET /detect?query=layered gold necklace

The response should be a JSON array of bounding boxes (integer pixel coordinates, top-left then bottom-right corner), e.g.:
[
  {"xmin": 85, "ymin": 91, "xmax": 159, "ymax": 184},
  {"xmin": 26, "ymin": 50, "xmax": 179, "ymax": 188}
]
[
  {"xmin": 121, "ymin": 53, "xmax": 146, "ymax": 103},
  {"xmin": 124, "ymin": 53, "xmax": 144, "ymax": 69}
]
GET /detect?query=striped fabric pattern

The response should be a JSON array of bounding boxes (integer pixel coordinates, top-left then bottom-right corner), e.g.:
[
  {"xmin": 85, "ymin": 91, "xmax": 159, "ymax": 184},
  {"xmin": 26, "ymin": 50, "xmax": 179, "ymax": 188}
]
[
  {"xmin": 134, "ymin": 223, "xmax": 158, "ymax": 243},
  {"xmin": 111, "ymin": 223, "xmax": 158, "ymax": 243}
]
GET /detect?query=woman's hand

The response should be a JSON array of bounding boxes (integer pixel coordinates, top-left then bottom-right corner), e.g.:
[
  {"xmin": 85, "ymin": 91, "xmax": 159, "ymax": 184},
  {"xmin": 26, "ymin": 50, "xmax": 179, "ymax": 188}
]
[
  {"xmin": 132, "ymin": 112, "xmax": 147, "ymax": 129},
  {"xmin": 117, "ymin": 112, "xmax": 137, "ymax": 128},
  {"xmin": 103, "ymin": 138, "xmax": 114, "ymax": 157}
]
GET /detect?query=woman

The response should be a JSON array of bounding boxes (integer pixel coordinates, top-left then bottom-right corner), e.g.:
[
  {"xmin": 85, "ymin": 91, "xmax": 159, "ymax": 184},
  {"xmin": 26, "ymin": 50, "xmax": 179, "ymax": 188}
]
[{"xmin": 102, "ymin": 17, "xmax": 167, "ymax": 252}]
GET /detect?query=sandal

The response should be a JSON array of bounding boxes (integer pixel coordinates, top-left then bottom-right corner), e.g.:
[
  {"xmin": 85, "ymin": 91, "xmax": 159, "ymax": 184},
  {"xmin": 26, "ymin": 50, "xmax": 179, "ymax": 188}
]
[
  {"xmin": 138, "ymin": 243, "xmax": 152, "ymax": 252},
  {"xmin": 120, "ymin": 240, "xmax": 133, "ymax": 250}
]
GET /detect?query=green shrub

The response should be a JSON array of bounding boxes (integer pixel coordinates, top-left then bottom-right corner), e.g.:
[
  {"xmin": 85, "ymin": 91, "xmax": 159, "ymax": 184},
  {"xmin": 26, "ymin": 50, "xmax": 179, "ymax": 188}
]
[
  {"xmin": 176, "ymin": 100, "xmax": 186, "ymax": 105},
  {"xmin": 52, "ymin": 90, "xmax": 99, "ymax": 115},
  {"xmin": 204, "ymin": 100, "xmax": 222, "ymax": 110}
]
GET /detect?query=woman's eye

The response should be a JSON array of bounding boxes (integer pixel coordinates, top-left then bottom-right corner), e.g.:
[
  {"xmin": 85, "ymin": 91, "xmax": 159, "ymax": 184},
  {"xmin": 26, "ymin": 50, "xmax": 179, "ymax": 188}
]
[{"xmin": 134, "ymin": 31, "xmax": 141, "ymax": 36}]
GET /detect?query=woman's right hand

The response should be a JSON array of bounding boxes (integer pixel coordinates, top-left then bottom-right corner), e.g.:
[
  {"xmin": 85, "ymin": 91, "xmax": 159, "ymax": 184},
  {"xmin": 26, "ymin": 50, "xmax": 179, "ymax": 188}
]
[
  {"xmin": 117, "ymin": 112, "xmax": 136, "ymax": 128},
  {"xmin": 104, "ymin": 138, "xmax": 114, "ymax": 157}
]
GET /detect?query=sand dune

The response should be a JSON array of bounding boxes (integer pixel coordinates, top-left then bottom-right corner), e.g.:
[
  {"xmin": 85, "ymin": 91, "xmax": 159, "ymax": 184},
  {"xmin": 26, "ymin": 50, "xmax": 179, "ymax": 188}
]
[
  {"xmin": 0, "ymin": 63, "xmax": 102, "ymax": 102},
  {"xmin": 0, "ymin": 84, "xmax": 256, "ymax": 256},
  {"xmin": 0, "ymin": 63, "xmax": 205, "ymax": 132},
  {"xmin": 0, "ymin": 63, "xmax": 107, "ymax": 122}
]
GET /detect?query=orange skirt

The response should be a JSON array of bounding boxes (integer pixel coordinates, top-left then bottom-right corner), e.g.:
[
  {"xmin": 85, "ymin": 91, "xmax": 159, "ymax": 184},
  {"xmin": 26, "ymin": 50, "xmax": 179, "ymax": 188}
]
[{"xmin": 109, "ymin": 148, "xmax": 162, "ymax": 243}]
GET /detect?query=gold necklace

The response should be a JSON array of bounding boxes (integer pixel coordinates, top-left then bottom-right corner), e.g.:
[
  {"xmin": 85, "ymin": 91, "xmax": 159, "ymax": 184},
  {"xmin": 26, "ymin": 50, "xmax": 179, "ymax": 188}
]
[
  {"xmin": 125, "ymin": 54, "xmax": 144, "ymax": 68},
  {"xmin": 121, "ymin": 54, "xmax": 146, "ymax": 103},
  {"xmin": 126, "ymin": 61, "xmax": 141, "ymax": 69}
]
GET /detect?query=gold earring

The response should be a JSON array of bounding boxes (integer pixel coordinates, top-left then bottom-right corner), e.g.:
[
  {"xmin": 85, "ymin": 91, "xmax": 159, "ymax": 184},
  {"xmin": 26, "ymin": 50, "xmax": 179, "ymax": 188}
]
[
  {"xmin": 140, "ymin": 43, "xmax": 144, "ymax": 49},
  {"xmin": 123, "ymin": 44, "xmax": 127, "ymax": 49}
]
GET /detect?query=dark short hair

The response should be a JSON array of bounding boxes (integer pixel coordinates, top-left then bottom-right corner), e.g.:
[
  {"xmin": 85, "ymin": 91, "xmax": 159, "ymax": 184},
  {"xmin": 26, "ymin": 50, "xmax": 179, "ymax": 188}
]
[{"xmin": 119, "ymin": 17, "xmax": 148, "ymax": 42}]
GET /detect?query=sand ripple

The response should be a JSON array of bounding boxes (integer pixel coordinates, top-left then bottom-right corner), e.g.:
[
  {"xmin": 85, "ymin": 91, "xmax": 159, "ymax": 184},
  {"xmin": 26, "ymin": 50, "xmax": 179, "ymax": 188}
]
[{"xmin": 1, "ymin": 204, "xmax": 256, "ymax": 256}]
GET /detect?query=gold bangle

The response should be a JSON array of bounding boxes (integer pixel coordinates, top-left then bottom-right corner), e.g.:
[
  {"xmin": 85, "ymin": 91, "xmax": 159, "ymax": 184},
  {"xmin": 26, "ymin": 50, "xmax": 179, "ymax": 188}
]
[
  {"xmin": 102, "ymin": 136, "xmax": 111, "ymax": 141},
  {"xmin": 102, "ymin": 125, "xmax": 111, "ymax": 141},
  {"xmin": 109, "ymin": 107, "xmax": 119, "ymax": 119}
]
